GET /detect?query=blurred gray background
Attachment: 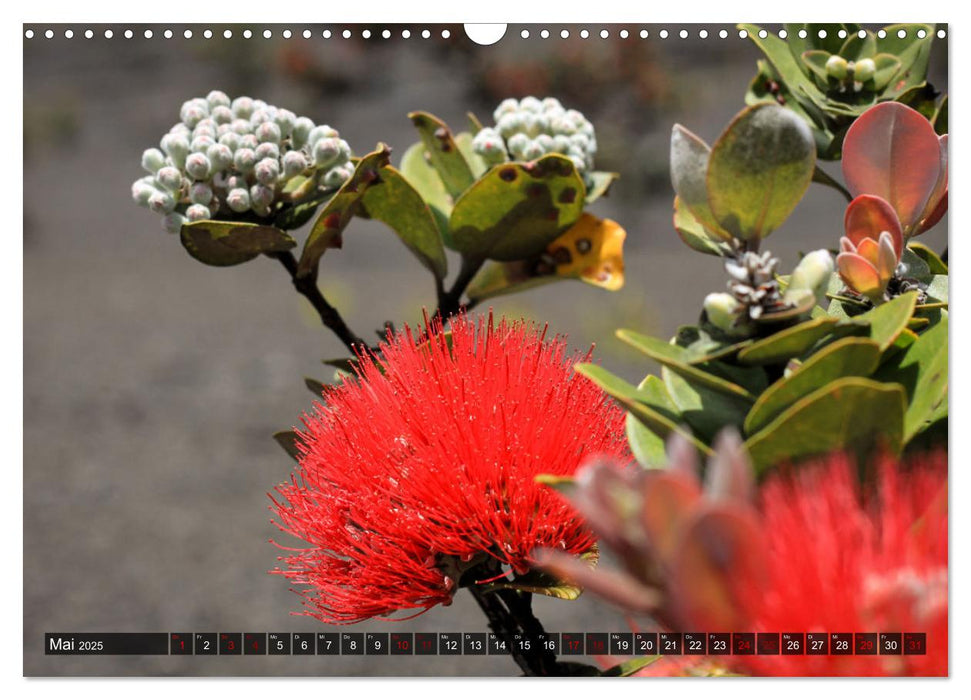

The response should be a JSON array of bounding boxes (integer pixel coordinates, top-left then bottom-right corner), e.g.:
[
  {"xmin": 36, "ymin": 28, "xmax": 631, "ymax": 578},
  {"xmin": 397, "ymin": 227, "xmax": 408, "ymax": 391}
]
[{"xmin": 23, "ymin": 23, "xmax": 948, "ymax": 676}]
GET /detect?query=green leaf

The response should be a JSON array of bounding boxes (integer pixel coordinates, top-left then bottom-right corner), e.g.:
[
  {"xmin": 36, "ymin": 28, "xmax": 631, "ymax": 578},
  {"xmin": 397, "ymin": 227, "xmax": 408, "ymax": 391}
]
[
  {"xmin": 454, "ymin": 131, "xmax": 489, "ymax": 180},
  {"xmin": 933, "ymin": 95, "xmax": 948, "ymax": 135},
  {"xmin": 584, "ymin": 171, "xmax": 619, "ymax": 204},
  {"xmin": 670, "ymin": 125, "xmax": 729, "ymax": 239},
  {"xmin": 465, "ymin": 259, "xmax": 560, "ymax": 303},
  {"xmin": 662, "ymin": 367, "xmax": 750, "ymax": 444},
  {"xmin": 273, "ymin": 430, "xmax": 301, "ymax": 461},
  {"xmin": 297, "ymin": 145, "xmax": 392, "ymax": 278},
  {"xmin": 273, "ymin": 190, "xmax": 334, "ymax": 231},
  {"xmin": 673, "ymin": 197, "xmax": 730, "ymax": 256},
  {"xmin": 179, "ymin": 221, "xmax": 296, "ymax": 267},
  {"xmin": 873, "ymin": 316, "xmax": 947, "ymax": 442},
  {"xmin": 735, "ymin": 317, "xmax": 846, "ymax": 365},
  {"xmin": 358, "ymin": 165, "xmax": 448, "ymax": 281},
  {"xmin": 800, "ymin": 50, "xmax": 833, "ymax": 86},
  {"xmin": 484, "ymin": 548, "xmax": 599, "ymax": 601},
  {"xmin": 576, "ymin": 363, "xmax": 713, "ymax": 456},
  {"xmin": 857, "ymin": 291, "xmax": 918, "ymax": 351},
  {"xmin": 399, "ymin": 141, "xmax": 454, "ymax": 220},
  {"xmin": 744, "ymin": 337, "xmax": 882, "ymax": 434},
  {"xmin": 674, "ymin": 326, "xmax": 754, "ymax": 364},
  {"xmin": 901, "ymin": 247, "xmax": 934, "ymax": 283},
  {"xmin": 908, "ymin": 242, "xmax": 948, "ymax": 274},
  {"xmin": 602, "ymin": 655, "xmax": 663, "ymax": 677},
  {"xmin": 449, "ymin": 154, "xmax": 585, "ymax": 261},
  {"xmin": 744, "ymin": 377, "xmax": 906, "ymax": 474},
  {"xmin": 408, "ymin": 111, "xmax": 475, "ymax": 199},
  {"xmin": 616, "ymin": 329, "xmax": 757, "ymax": 400},
  {"xmin": 871, "ymin": 54, "xmax": 903, "ymax": 92},
  {"xmin": 706, "ymin": 104, "xmax": 816, "ymax": 241},
  {"xmin": 626, "ymin": 376, "xmax": 679, "ymax": 468},
  {"xmin": 840, "ymin": 31, "xmax": 877, "ymax": 61},
  {"xmin": 924, "ymin": 275, "xmax": 948, "ymax": 304},
  {"xmin": 876, "ymin": 24, "xmax": 935, "ymax": 96}
]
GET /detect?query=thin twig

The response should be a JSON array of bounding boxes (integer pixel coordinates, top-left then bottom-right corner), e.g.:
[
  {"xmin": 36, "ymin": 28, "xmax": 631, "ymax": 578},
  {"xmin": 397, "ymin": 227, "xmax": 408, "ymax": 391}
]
[
  {"xmin": 812, "ymin": 165, "xmax": 853, "ymax": 203},
  {"xmin": 272, "ymin": 251, "xmax": 368, "ymax": 353},
  {"xmin": 435, "ymin": 255, "xmax": 485, "ymax": 320}
]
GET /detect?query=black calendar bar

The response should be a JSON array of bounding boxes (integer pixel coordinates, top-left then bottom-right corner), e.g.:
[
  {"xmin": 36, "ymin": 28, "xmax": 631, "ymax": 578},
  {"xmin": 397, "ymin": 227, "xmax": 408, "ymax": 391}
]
[{"xmin": 44, "ymin": 632, "xmax": 929, "ymax": 655}]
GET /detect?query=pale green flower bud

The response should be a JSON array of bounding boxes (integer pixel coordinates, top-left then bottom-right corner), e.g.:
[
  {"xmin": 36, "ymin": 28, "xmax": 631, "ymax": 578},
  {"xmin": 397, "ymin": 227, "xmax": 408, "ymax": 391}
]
[
  {"xmin": 274, "ymin": 109, "xmax": 296, "ymax": 137},
  {"xmin": 254, "ymin": 142, "xmax": 280, "ymax": 162},
  {"xmin": 535, "ymin": 134, "xmax": 554, "ymax": 152},
  {"xmin": 542, "ymin": 97, "xmax": 563, "ymax": 112},
  {"xmin": 250, "ymin": 183, "xmax": 275, "ymax": 210},
  {"xmin": 551, "ymin": 115, "xmax": 579, "ymax": 135},
  {"xmin": 520, "ymin": 96, "xmax": 543, "ymax": 113},
  {"xmin": 131, "ymin": 179, "xmax": 156, "ymax": 206},
  {"xmin": 568, "ymin": 154, "xmax": 586, "ymax": 171},
  {"xmin": 163, "ymin": 212, "xmax": 187, "ymax": 234},
  {"xmin": 552, "ymin": 135, "xmax": 573, "ymax": 153},
  {"xmin": 231, "ymin": 119, "xmax": 252, "ymax": 135},
  {"xmin": 169, "ymin": 123, "xmax": 191, "ymax": 136},
  {"xmin": 190, "ymin": 135, "xmax": 215, "ymax": 153},
  {"xmin": 185, "ymin": 152, "xmax": 211, "ymax": 180},
  {"xmin": 785, "ymin": 249, "xmax": 834, "ymax": 307},
  {"xmin": 854, "ymin": 58, "xmax": 876, "ymax": 83},
  {"xmin": 250, "ymin": 109, "xmax": 273, "ymax": 127},
  {"xmin": 313, "ymin": 137, "xmax": 342, "ymax": 168},
  {"xmin": 160, "ymin": 133, "xmax": 190, "ymax": 168},
  {"xmin": 189, "ymin": 182, "xmax": 213, "ymax": 205},
  {"xmin": 826, "ymin": 54, "xmax": 849, "ymax": 81},
  {"xmin": 149, "ymin": 190, "xmax": 176, "ymax": 215},
  {"xmin": 291, "ymin": 117, "xmax": 315, "ymax": 149},
  {"xmin": 522, "ymin": 140, "xmax": 545, "ymax": 161},
  {"xmin": 185, "ymin": 203, "xmax": 211, "ymax": 221},
  {"xmin": 308, "ymin": 125, "xmax": 339, "ymax": 147},
  {"xmin": 256, "ymin": 121, "xmax": 282, "ymax": 144},
  {"xmin": 239, "ymin": 134, "xmax": 259, "ymax": 150},
  {"xmin": 254, "ymin": 157, "xmax": 280, "ymax": 185},
  {"xmin": 226, "ymin": 187, "xmax": 251, "ymax": 213},
  {"xmin": 252, "ymin": 99, "xmax": 268, "ymax": 112},
  {"xmin": 234, "ymin": 148, "xmax": 257, "ymax": 173},
  {"xmin": 323, "ymin": 165, "xmax": 353, "ymax": 189},
  {"xmin": 211, "ymin": 105, "xmax": 234, "ymax": 125},
  {"xmin": 225, "ymin": 175, "xmax": 246, "ymax": 190},
  {"xmin": 472, "ymin": 128, "xmax": 506, "ymax": 163},
  {"xmin": 206, "ymin": 90, "xmax": 231, "ymax": 109},
  {"xmin": 206, "ymin": 144, "xmax": 233, "ymax": 172},
  {"xmin": 497, "ymin": 113, "xmax": 523, "ymax": 138},
  {"xmin": 180, "ymin": 100, "xmax": 209, "ymax": 128},
  {"xmin": 218, "ymin": 132, "xmax": 241, "ymax": 151},
  {"xmin": 216, "ymin": 124, "xmax": 232, "ymax": 138},
  {"xmin": 336, "ymin": 140, "xmax": 352, "ymax": 164},
  {"xmin": 704, "ymin": 293, "xmax": 743, "ymax": 334},
  {"xmin": 282, "ymin": 150, "xmax": 308, "ymax": 179},
  {"xmin": 141, "ymin": 148, "xmax": 166, "ymax": 173},
  {"xmin": 231, "ymin": 96, "xmax": 255, "ymax": 119},
  {"xmin": 493, "ymin": 98, "xmax": 519, "ymax": 122},
  {"xmin": 155, "ymin": 166, "xmax": 183, "ymax": 192}
]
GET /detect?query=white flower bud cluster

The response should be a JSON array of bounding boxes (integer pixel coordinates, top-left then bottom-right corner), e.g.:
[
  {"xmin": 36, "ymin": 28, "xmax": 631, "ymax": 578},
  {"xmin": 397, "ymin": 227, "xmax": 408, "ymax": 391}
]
[
  {"xmin": 471, "ymin": 96, "xmax": 597, "ymax": 176},
  {"xmin": 132, "ymin": 91, "xmax": 354, "ymax": 233}
]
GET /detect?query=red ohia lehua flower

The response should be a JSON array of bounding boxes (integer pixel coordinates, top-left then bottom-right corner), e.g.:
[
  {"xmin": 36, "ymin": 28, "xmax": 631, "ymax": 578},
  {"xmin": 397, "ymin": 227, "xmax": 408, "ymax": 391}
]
[
  {"xmin": 541, "ymin": 433, "xmax": 947, "ymax": 676},
  {"xmin": 269, "ymin": 313, "xmax": 628, "ymax": 623}
]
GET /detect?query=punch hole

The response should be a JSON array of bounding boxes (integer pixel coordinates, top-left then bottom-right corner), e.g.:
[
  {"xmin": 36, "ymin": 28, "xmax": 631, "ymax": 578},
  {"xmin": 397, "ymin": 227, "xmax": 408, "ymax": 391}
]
[{"xmin": 464, "ymin": 24, "xmax": 506, "ymax": 46}]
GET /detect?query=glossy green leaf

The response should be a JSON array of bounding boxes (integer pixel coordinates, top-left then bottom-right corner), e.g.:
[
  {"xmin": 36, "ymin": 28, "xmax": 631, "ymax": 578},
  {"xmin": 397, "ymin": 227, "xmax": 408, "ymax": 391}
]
[
  {"xmin": 663, "ymin": 367, "xmax": 750, "ymax": 444},
  {"xmin": 840, "ymin": 31, "xmax": 877, "ymax": 61},
  {"xmin": 399, "ymin": 141, "xmax": 454, "ymax": 219},
  {"xmin": 800, "ymin": 50, "xmax": 832, "ymax": 85},
  {"xmin": 736, "ymin": 317, "xmax": 845, "ymax": 365},
  {"xmin": 673, "ymin": 197, "xmax": 730, "ymax": 256},
  {"xmin": 576, "ymin": 363, "xmax": 713, "ymax": 456},
  {"xmin": 908, "ymin": 242, "xmax": 948, "ymax": 274},
  {"xmin": 874, "ymin": 316, "xmax": 947, "ymax": 442},
  {"xmin": 744, "ymin": 337, "xmax": 882, "ymax": 434},
  {"xmin": 358, "ymin": 165, "xmax": 448, "ymax": 281},
  {"xmin": 297, "ymin": 145, "xmax": 392, "ymax": 278},
  {"xmin": 602, "ymin": 656, "xmax": 663, "ymax": 677},
  {"xmin": 857, "ymin": 291, "xmax": 918, "ymax": 350},
  {"xmin": 876, "ymin": 24, "xmax": 934, "ymax": 95},
  {"xmin": 871, "ymin": 54, "xmax": 903, "ymax": 91},
  {"xmin": 585, "ymin": 171, "xmax": 619, "ymax": 204},
  {"xmin": 180, "ymin": 221, "xmax": 296, "ymax": 267},
  {"xmin": 449, "ymin": 154, "xmax": 585, "ymax": 261},
  {"xmin": 616, "ymin": 329, "xmax": 756, "ymax": 400},
  {"xmin": 745, "ymin": 377, "xmax": 906, "ymax": 473},
  {"xmin": 924, "ymin": 275, "xmax": 948, "ymax": 304},
  {"xmin": 408, "ymin": 111, "xmax": 475, "ymax": 199},
  {"xmin": 626, "ymin": 376, "xmax": 678, "ymax": 468},
  {"xmin": 273, "ymin": 430, "xmax": 301, "ymax": 461},
  {"xmin": 454, "ymin": 131, "xmax": 489, "ymax": 180},
  {"xmin": 706, "ymin": 104, "xmax": 816, "ymax": 241}
]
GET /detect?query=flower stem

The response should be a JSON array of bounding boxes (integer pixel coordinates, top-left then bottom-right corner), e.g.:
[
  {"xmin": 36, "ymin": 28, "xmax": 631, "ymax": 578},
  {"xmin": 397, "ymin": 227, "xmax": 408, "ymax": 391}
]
[
  {"xmin": 465, "ymin": 560, "xmax": 598, "ymax": 676},
  {"xmin": 812, "ymin": 165, "xmax": 853, "ymax": 202},
  {"xmin": 435, "ymin": 255, "xmax": 485, "ymax": 320},
  {"xmin": 272, "ymin": 251, "xmax": 368, "ymax": 354}
]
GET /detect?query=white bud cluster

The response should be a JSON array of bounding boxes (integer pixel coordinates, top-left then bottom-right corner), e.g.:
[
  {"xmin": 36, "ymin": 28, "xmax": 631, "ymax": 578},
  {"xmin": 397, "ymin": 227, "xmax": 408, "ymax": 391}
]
[
  {"xmin": 471, "ymin": 96, "xmax": 597, "ymax": 175},
  {"xmin": 132, "ymin": 91, "xmax": 354, "ymax": 233}
]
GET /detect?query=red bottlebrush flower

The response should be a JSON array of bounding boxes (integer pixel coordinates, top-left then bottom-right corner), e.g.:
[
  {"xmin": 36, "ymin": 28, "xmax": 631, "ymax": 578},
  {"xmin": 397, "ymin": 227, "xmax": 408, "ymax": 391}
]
[
  {"xmin": 736, "ymin": 450, "xmax": 947, "ymax": 677},
  {"xmin": 269, "ymin": 314, "xmax": 629, "ymax": 624}
]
